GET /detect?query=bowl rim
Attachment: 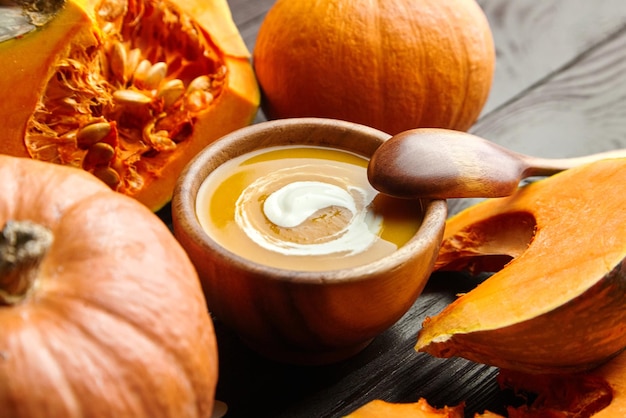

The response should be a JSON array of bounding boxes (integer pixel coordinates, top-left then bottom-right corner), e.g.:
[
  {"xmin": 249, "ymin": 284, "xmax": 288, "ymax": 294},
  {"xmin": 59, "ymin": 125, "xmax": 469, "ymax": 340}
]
[{"xmin": 172, "ymin": 117, "xmax": 447, "ymax": 284}]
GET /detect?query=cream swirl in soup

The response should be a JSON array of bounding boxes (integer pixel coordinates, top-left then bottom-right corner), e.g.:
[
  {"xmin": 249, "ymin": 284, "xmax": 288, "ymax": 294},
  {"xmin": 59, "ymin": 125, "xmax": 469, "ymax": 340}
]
[{"xmin": 195, "ymin": 146, "xmax": 424, "ymax": 271}]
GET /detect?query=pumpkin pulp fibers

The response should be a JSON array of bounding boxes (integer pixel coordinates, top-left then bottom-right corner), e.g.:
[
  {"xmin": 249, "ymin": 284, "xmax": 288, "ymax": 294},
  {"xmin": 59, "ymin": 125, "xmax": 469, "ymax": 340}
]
[{"xmin": 24, "ymin": 0, "xmax": 227, "ymax": 198}]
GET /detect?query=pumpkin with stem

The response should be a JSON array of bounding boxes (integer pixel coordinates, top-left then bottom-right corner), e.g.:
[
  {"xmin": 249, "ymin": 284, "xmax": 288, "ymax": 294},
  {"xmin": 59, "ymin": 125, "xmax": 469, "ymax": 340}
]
[
  {"xmin": 0, "ymin": 0, "xmax": 260, "ymax": 211},
  {"xmin": 0, "ymin": 154, "xmax": 218, "ymax": 418},
  {"xmin": 416, "ymin": 158, "xmax": 626, "ymax": 374},
  {"xmin": 253, "ymin": 0, "xmax": 495, "ymax": 135}
]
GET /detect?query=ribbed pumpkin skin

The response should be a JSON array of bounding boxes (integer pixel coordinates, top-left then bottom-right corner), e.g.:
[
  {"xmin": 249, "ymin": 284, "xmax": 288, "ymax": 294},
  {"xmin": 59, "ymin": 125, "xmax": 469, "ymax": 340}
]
[
  {"xmin": 416, "ymin": 158, "xmax": 626, "ymax": 374},
  {"xmin": 0, "ymin": 155, "xmax": 217, "ymax": 418},
  {"xmin": 253, "ymin": 0, "xmax": 495, "ymax": 135}
]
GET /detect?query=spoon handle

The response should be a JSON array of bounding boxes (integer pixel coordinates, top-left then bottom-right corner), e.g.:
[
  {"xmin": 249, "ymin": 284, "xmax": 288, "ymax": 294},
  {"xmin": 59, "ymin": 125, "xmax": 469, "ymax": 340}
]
[{"xmin": 521, "ymin": 148, "xmax": 626, "ymax": 177}]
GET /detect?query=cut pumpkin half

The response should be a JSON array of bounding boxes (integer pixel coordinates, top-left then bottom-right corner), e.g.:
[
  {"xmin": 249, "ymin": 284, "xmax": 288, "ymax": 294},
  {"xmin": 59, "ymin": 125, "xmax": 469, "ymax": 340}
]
[{"xmin": 0, "ymin": 0, "xmax": 259, "ymax": 211}]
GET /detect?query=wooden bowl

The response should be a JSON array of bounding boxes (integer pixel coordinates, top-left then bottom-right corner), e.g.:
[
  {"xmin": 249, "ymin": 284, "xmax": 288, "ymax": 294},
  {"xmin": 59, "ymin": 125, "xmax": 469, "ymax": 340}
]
[{"xmin": 172, "ymin": 118, "xmax": 447, "ymax": 364}]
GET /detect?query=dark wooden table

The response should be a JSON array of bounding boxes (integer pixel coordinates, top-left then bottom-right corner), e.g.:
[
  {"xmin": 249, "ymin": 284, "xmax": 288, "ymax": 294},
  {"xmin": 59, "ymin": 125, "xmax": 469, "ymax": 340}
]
[{"xmin": 196, "ymin": 1, "xmax": 626, "ymax": 416}]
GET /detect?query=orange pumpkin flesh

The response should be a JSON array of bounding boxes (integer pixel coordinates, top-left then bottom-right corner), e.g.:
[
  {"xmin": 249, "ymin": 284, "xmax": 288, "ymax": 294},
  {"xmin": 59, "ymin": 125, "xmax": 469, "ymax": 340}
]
[
  {"xmin": 345, "ymin": 398, "xmax": 464, "ymax": 418},
  {"xmin": 0, "ymin": 0, "xmax": 259, "ymax": 211},
  {"xmin": 253, "ymin": 0, "xmax": 495, "ymax": 135},
  {"xmin": 0, "ymin": 154, "xmax": 217, "ymax": 417},
  {"xmin": 416, "ymin": 158, "xmax": 626, "ymax": 374}
]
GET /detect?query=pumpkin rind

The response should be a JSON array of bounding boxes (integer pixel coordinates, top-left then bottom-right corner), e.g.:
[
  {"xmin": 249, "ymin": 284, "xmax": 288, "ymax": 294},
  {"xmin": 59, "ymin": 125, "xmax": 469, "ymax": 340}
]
[
  {"xmin": 0, "ymin": 155, "xmax": 218, "ymax": 417},
  {"xmin": 416, "ymin": 158, "xmax": 626, "ymax": 374},
  {"xmin": 253, "ymin": 0, "xmax": 495, "ymax": 135},
  {"xmin": 0, "ymin": 0, "xmax": 96, "ymax": 158},
  {"xmin": 0, "ymin": 0, "xmax": 260, "ymax": 211}
]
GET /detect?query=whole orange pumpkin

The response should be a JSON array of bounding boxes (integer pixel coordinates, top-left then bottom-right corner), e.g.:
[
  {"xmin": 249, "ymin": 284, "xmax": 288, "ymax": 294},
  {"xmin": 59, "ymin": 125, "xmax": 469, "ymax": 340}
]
[
  {"xmin": 253, "ymin": 0, "xmax": 495, "ymax": 135},
  {"xmin": 0, "ymin": 0, "xmax": 259, "ymax": 211},
  {"xmin": 0, "ymin": 155, "xmax": 217, "ymax": 418}
]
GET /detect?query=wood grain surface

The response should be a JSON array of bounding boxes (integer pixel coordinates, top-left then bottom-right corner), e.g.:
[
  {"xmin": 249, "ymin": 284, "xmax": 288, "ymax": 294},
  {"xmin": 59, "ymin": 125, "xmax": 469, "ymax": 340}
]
[{"xmin": 201, "ymin": 1, "xmax": 626, "ymax": 416}]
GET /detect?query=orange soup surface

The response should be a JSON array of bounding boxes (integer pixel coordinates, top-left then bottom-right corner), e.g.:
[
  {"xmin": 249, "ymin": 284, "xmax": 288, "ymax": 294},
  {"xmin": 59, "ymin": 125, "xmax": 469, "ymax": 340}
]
[{"xmin": 195, "ymin": 146, "xmax": 424, "ymax": 271}]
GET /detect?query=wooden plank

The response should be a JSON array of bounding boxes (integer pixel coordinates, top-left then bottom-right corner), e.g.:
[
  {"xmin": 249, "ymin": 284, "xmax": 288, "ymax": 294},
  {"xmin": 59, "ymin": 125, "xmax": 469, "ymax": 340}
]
[
  {"xmin": 473, "ymin": 24, "xmax": 626, "ymax": 156},
  {"xmin": 451, "ymin": 23, "xmax": 626, "ymax": 215},
  {"xmin": 478, "ymin": 0, "xmax": 626, "ymax": 114},
  {"xmin": 226, "ymin": 0, "xmax": 273, "ymax": 52}
]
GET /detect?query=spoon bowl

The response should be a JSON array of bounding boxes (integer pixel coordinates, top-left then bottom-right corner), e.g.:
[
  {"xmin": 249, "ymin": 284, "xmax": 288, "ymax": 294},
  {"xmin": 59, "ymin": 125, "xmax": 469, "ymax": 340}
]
[{"xmin": 368, "ymin": 128, "xmax": 626, "ymax": 199}]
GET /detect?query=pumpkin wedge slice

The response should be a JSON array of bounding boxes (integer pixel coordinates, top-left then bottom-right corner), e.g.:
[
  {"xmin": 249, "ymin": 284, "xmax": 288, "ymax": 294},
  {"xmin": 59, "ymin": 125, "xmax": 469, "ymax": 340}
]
[
  {"xmin": 0, "ymin": 0, "xmax": 259, "ymax": 211},
  {"xmin": 416, "ymin": 158, "xmax": 626, "ymax": 374}
]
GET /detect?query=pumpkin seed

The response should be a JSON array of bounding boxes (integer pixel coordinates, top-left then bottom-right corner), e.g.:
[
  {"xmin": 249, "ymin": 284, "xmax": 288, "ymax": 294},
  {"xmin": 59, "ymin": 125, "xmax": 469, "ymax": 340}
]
[
  {"xmin": 76, "ymin": 122, "xmax": 112, "ymax": 149},
  {"xmin": 149, "ymin": 132, "xmax": 177, "ymax": 152},
  {"xmin": 157, "ymin": 79, "xmax": 185, "ymax": 108},
  {"xmin": 143, "ymin": 62, "xmax": 168, "ymax": 90},
  {"xmin": 83, "ymin": 142, "xmax": 115, "ymax": 168},
  {"xmin": 132, "ymin": 59, "xmax": 152, "ymax": 86},
  {"xmin": 92, "ymin": 166, "xmax": 121, "ymax": 188},
  {"xmin": 59, "ymin": 130, "xmax": 77, "ymax": 143},
  {"xmin": 113, "ymin": 89, "xmax": 152, "ymax": 106},
  {"xmin": 109, "ymin": 42, "xmax": 127, "ymax": 84},
  {"xmin": 185, "ymin": 90, "xmax": 214, "ymax": 112},
  {"xmin": 124, "ymin": 48, "xmax": 143, "ymax": 83},
  {"xmin": 186, "ymin": 75, "xmax": 211, "ymax": 94}
]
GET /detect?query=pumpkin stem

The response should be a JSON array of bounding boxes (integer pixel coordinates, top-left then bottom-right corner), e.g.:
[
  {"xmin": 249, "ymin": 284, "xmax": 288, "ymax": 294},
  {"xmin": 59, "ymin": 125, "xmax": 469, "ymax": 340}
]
[{"xmin": 0, "ymin": 220, "xmax": 53, "ymax": 306}]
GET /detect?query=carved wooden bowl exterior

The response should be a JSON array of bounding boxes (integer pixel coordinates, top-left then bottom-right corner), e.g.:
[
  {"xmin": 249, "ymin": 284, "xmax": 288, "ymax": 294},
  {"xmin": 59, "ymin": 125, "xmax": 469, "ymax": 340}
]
[{"xmin": 172, "ymin": 118, "xmax": 447, "ymax": 364}]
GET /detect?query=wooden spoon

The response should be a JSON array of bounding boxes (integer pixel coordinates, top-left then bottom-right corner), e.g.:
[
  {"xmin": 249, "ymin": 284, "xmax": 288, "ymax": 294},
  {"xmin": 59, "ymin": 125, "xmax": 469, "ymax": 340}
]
[{"xmin": 367, "ymin": 128, "xmax": 626, "ymax": 199}]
